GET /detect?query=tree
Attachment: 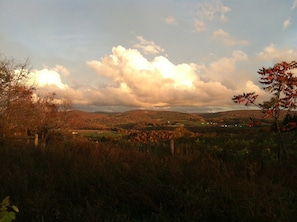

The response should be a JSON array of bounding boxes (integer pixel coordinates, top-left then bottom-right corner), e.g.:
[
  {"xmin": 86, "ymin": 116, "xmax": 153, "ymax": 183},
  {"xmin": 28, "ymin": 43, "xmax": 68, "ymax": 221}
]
[
  {"xmin": 232, "ymin": 61, "xmax": 297, "ymax": 162},
  {"xmin": 0, "ymin": 57, "xmax": 33, "ymax": 110},
  {"xmin": 0, "ymin": 56, "xmax": 35, "ymax": 136},
  {"xmin": 3, "ymin": 85, "xmax": 35, "ymax": 134},
  {"xmin": 0, "ymin": 56, "xmax": 72, "ymax": 145},
  {"xmin": 32, "ymin": 93, "xmax": 73, "ymax": 147},
  {"xmin": 57, "ymin": 95, "xmax": 73, "ymax": 130}
]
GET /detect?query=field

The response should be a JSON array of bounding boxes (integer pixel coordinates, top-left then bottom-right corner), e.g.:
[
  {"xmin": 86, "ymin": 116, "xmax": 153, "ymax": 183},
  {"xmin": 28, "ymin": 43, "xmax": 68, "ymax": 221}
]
[{"xmin": 1, "ymin": 110, "xmax": 297, "ymax": 221}]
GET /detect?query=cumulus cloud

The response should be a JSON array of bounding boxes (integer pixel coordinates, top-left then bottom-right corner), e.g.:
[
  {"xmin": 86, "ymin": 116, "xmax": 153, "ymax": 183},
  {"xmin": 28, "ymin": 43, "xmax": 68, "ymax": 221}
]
[
  {"xmin": 86, "ymin": 45, "xmax": 253, "ymax": 108},
  {"xmin": 28, "ymin": 68, "xmax": 89, "ymax": 106},
  {"xmin": 31, "ymin": 68, "xmax": 68, "ymax": 90},
  {"xmin": 165, "ymin": 16, "xmax": 177, "ymax": 25},
  {"xmin": 244, "ymin": 80, "xmax": 262, "ymax": 94},
  {"xmin": 53, "ymin": 65, "xmax": 70, "ymax": 76},
  {"xmin": 212, "ymin": 29, "xmax": 249, "ymax": 46},
  {"xmin": 134, "ymin": 36, "xmax": 164, "ymax": 55},
  {"xmin": 23, "ymin": 44, "xmax": 267, "ymax": 112},
  {"xmin": 256, "ymin": 44, "xmax": 297, "ymax": 62},
  {"xmin": 201, "ymin": 50, "xmax": 248, "ymax": 89},
  {"xmin": 26, "ymin": 45, "xmax": 263, "ymax": 111}
]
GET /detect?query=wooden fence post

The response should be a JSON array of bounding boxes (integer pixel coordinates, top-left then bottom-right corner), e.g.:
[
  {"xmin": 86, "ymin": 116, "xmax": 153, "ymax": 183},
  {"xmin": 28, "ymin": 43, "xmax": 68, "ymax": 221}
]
[
  {"xmin": 170, "ymin": 139, "xmax": 174, "ymax": 155},
  {"xmin": 35, "ymin": 133, "xmax": 38, "ymax": 147}
]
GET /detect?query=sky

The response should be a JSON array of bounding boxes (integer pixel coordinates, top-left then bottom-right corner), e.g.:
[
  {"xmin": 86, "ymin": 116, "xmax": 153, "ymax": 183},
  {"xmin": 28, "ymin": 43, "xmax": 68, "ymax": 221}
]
[{"xmin": 1, "ymin": 0, "xmax": 297, "ymax": 113}]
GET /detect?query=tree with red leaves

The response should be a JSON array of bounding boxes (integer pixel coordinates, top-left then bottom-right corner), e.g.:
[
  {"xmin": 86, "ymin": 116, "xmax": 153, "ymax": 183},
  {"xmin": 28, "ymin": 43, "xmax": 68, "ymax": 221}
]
[{"xmin": 232, "ymin": 61, "xmax": 297, "ymax": 162}]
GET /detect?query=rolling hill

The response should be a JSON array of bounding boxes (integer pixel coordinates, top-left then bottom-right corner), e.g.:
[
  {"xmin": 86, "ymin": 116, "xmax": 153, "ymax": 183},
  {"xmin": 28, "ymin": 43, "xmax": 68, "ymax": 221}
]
[{"xmin": 65, "ymin": 109, "xmax": 294, "ymax": 130}]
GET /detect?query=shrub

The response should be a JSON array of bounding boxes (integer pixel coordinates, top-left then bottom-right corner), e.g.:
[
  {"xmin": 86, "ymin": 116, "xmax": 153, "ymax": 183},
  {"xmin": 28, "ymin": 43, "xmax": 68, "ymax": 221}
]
[{"xmin": 0, "ymin": 196, "xmax": 19, "ymax": 222}]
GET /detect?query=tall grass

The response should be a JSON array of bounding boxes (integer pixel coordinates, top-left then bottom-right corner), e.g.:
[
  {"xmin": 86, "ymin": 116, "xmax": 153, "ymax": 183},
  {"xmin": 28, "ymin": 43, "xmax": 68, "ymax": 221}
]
[{"xmin": 0, "ymin": 132, "xmax": 297, "ymax": 221}]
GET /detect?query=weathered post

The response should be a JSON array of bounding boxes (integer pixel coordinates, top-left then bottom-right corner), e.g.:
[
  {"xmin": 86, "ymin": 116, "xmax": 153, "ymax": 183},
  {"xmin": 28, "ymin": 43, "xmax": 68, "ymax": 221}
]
[
  {"xmin": 34, "ymin": 133, "xmax": 38, "ymax": 147},
  {"xmin": 170, "ymin": 139, "xmax": 174, "ymax": 155}
]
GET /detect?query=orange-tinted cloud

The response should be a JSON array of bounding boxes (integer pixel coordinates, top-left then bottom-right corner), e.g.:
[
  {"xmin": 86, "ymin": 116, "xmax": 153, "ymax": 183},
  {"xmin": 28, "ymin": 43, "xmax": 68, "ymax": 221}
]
[
  {"xmin": 165, "ymin": 16, "xmax": 177, "ymax": 25},
  {"xmin": 212, "ymin": 29, "xmax": 248, "ymax": 46},
  {"xmin": 134, "ymin": 36, "xmax": 164, "ymax": 55},
  {"xmin": 256, "ymin": 44, "xmax": 297, "ymax": 62},
  {"xmin": 86, "ymin": 46, "xmax": 255, "ymax": 108},
  {"xmin": 194, "ymin": 20, "xmax": 206, "ymax": 32}
]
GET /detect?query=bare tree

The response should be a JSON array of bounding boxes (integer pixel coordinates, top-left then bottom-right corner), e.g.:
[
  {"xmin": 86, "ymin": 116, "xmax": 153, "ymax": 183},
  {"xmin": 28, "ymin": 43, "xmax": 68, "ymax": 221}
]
[
  {"xmin": 58, "ymin": 95, "xmax": 73, "ymax": 129},
  {"xmin": 32, "ymin": 93, "xmax": 73, "ymax": 147},
  {"xmin": 0, "ymin": 56, "xmax": 35, "ymax": 136},
  {"xmin": 0, "ymin": 56, "xmax": 72, "ymax": 146}
]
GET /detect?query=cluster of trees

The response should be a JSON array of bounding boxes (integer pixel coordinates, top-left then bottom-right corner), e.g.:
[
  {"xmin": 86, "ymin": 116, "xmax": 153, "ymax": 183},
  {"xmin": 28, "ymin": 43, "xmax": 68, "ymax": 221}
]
[
  {"xmin": 0, "ymin": 56, "xmax": 71, "ymax": 145},
  {"xmin": 127, "ymin": 127, "xmax": 193, "ymax": 144}
]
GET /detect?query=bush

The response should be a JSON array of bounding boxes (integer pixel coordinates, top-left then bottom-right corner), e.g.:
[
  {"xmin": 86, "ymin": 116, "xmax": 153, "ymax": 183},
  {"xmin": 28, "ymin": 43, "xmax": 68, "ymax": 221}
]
[{"xmin": 0, "ymin": 196, "xmax": 19, "ymax": 222}]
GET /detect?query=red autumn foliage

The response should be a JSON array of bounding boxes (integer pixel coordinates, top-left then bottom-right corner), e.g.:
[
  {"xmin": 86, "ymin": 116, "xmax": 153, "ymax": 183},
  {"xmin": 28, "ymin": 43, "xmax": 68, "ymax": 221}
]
[
  {"xmin": 232, "ymin": 61, "xmax": 297, "ymax": 118},
  {"xmin": 232, "ymin": 61, "xmax": 297, "ymax": 162}
]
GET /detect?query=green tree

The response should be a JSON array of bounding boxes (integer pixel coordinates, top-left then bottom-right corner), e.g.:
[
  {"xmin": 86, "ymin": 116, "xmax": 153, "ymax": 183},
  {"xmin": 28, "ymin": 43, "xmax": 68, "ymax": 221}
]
[{"xmin": 232, "ymin": 61, "xmax": 297, "ymax": 162}]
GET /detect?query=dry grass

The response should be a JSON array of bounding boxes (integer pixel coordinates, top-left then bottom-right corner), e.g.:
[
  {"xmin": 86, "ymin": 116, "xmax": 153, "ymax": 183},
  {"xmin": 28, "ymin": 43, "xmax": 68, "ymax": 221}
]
[{"xmin": 1, "ymin": 132, "xmax": 297, "ymax": 221}]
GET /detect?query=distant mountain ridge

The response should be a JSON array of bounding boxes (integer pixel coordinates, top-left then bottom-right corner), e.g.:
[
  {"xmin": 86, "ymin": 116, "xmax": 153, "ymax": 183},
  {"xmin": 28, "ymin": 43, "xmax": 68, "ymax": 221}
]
[
  {"xmin": 67, "ymin": 109, "xmax": 294, "ymax": 129},
  {"xmin": 199, "ymin": 110, "xmax": 295, "ymax": 121}
]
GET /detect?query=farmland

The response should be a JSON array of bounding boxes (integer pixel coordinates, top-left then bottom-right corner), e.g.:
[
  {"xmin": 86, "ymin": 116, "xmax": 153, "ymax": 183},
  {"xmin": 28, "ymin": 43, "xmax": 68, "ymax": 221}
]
[{"xmin": 1, "ymin": 110, "xmax": 297, "ymax": 221}]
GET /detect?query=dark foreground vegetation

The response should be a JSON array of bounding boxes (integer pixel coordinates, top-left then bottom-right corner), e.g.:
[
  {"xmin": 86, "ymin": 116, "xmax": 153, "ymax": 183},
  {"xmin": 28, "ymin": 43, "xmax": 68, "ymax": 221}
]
[{"xmin": 1, "ymin": 128, "xmax": 297, "ymax": 222}]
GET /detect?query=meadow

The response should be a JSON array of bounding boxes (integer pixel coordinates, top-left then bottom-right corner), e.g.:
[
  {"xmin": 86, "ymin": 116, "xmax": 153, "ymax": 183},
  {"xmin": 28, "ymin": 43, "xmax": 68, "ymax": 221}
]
[{"xmin": 1, "ymin": 125, "xmax": 297, "ymax": 222}]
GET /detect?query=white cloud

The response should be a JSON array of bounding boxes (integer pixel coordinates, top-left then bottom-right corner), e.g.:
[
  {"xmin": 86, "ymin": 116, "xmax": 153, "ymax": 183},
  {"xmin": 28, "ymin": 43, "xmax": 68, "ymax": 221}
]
[
  {"xmin": 27, "ymin": 45, "xmax": 259, "ymax": 111},
  {"xmin": 292, "ymin": 0, "xmax": 297, "ymax": 10},
  {"xmin": 194, "ymin": 20, "xmax": 206, "ymax": 32},
  {"xmin": 212, "ymin": 29, "xmax": 249, "ymax": 46},
  {"xmin": 53, "ymin": 65, "xmax": 70, "ymax": 76},
  {"xmin": 29, "ymin": 68, "xmax": 90, "ymax": 105},
  {"xmin": 196, "ymin": 0, "xmax": 231, "ymax": 22},
  {"xmin": 23, "ymin": 42, "xmax": 274, "ymax": 112},
  {"xmin": 86, "ymin": 46, "xmax": 251, "ymax": 108},
  {"xmin": 202, "ymin": 50, "xmax": 248, "ymax": 89},
  {"xmin": 194, "ymin": 0, "xmax": 231, "ymax": 32},
  {"xmin": 31, "ymin": 69, "xmax": 68, "ymax": 90},
  {"xmin": 256, "ymin": 44, "xmax": 297, "ymax": 62},
  {"xmin": 245, "ymin": 80, "xmax": 271, "ymax": 102},
  {"xmin": 283, "ymin": 19, "xmax": 291, "ymax": 29},
  {"xmin": 192, "ymin": 0, "xmax": 231, "ymax": 34},
  {"xmin": 165, "ymin": 16, "xmax": 177, "ymax": 25},
  {"xmin": 245, "ymin": 81, "xmax": 261, "ymax": 94},
  {"xmin": 134, "ymin": 36, "xmax": 164, "ymax": 55}
]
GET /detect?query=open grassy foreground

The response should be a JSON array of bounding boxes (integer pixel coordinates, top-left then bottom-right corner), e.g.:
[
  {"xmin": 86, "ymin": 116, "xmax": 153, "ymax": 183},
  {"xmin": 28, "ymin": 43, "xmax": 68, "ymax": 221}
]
[{"xmin": 1, "ymin": 130, "xmax": 297, "ymax": 222}]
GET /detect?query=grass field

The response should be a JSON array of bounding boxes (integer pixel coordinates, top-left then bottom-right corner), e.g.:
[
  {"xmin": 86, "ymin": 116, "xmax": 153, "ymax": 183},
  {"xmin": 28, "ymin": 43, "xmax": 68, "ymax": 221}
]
[
  {"xmin": 71, "ymin": 129, "xmax": 121, "ymax": 138},
  {"xmin": 1, "ymin": 126, "xmax": 297, "ymax": 221}
]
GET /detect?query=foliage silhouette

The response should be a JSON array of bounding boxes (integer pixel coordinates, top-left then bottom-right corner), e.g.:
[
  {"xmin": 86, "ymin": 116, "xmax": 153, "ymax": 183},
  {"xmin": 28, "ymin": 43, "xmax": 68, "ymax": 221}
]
[{"xmin": 1, "ymin": 131, "xmax": 297, "ymax": 221}]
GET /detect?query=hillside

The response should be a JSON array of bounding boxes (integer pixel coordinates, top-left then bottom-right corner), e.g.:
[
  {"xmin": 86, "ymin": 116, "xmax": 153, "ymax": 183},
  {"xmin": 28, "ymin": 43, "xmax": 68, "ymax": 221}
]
[
  {"xmin": 66, "ymin": 109, "xmax": 295, "ymax": 130},
  {"xmin": 199, "ymin": 110, "xmax": 295, "ymax": 123},
  {"xmin": 199, "ymin": 110, "xmax": 262, "ymax": 119},
  {"xmin": 67, "ymin": 110, "xmax": 205, "ymax": 129}
]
